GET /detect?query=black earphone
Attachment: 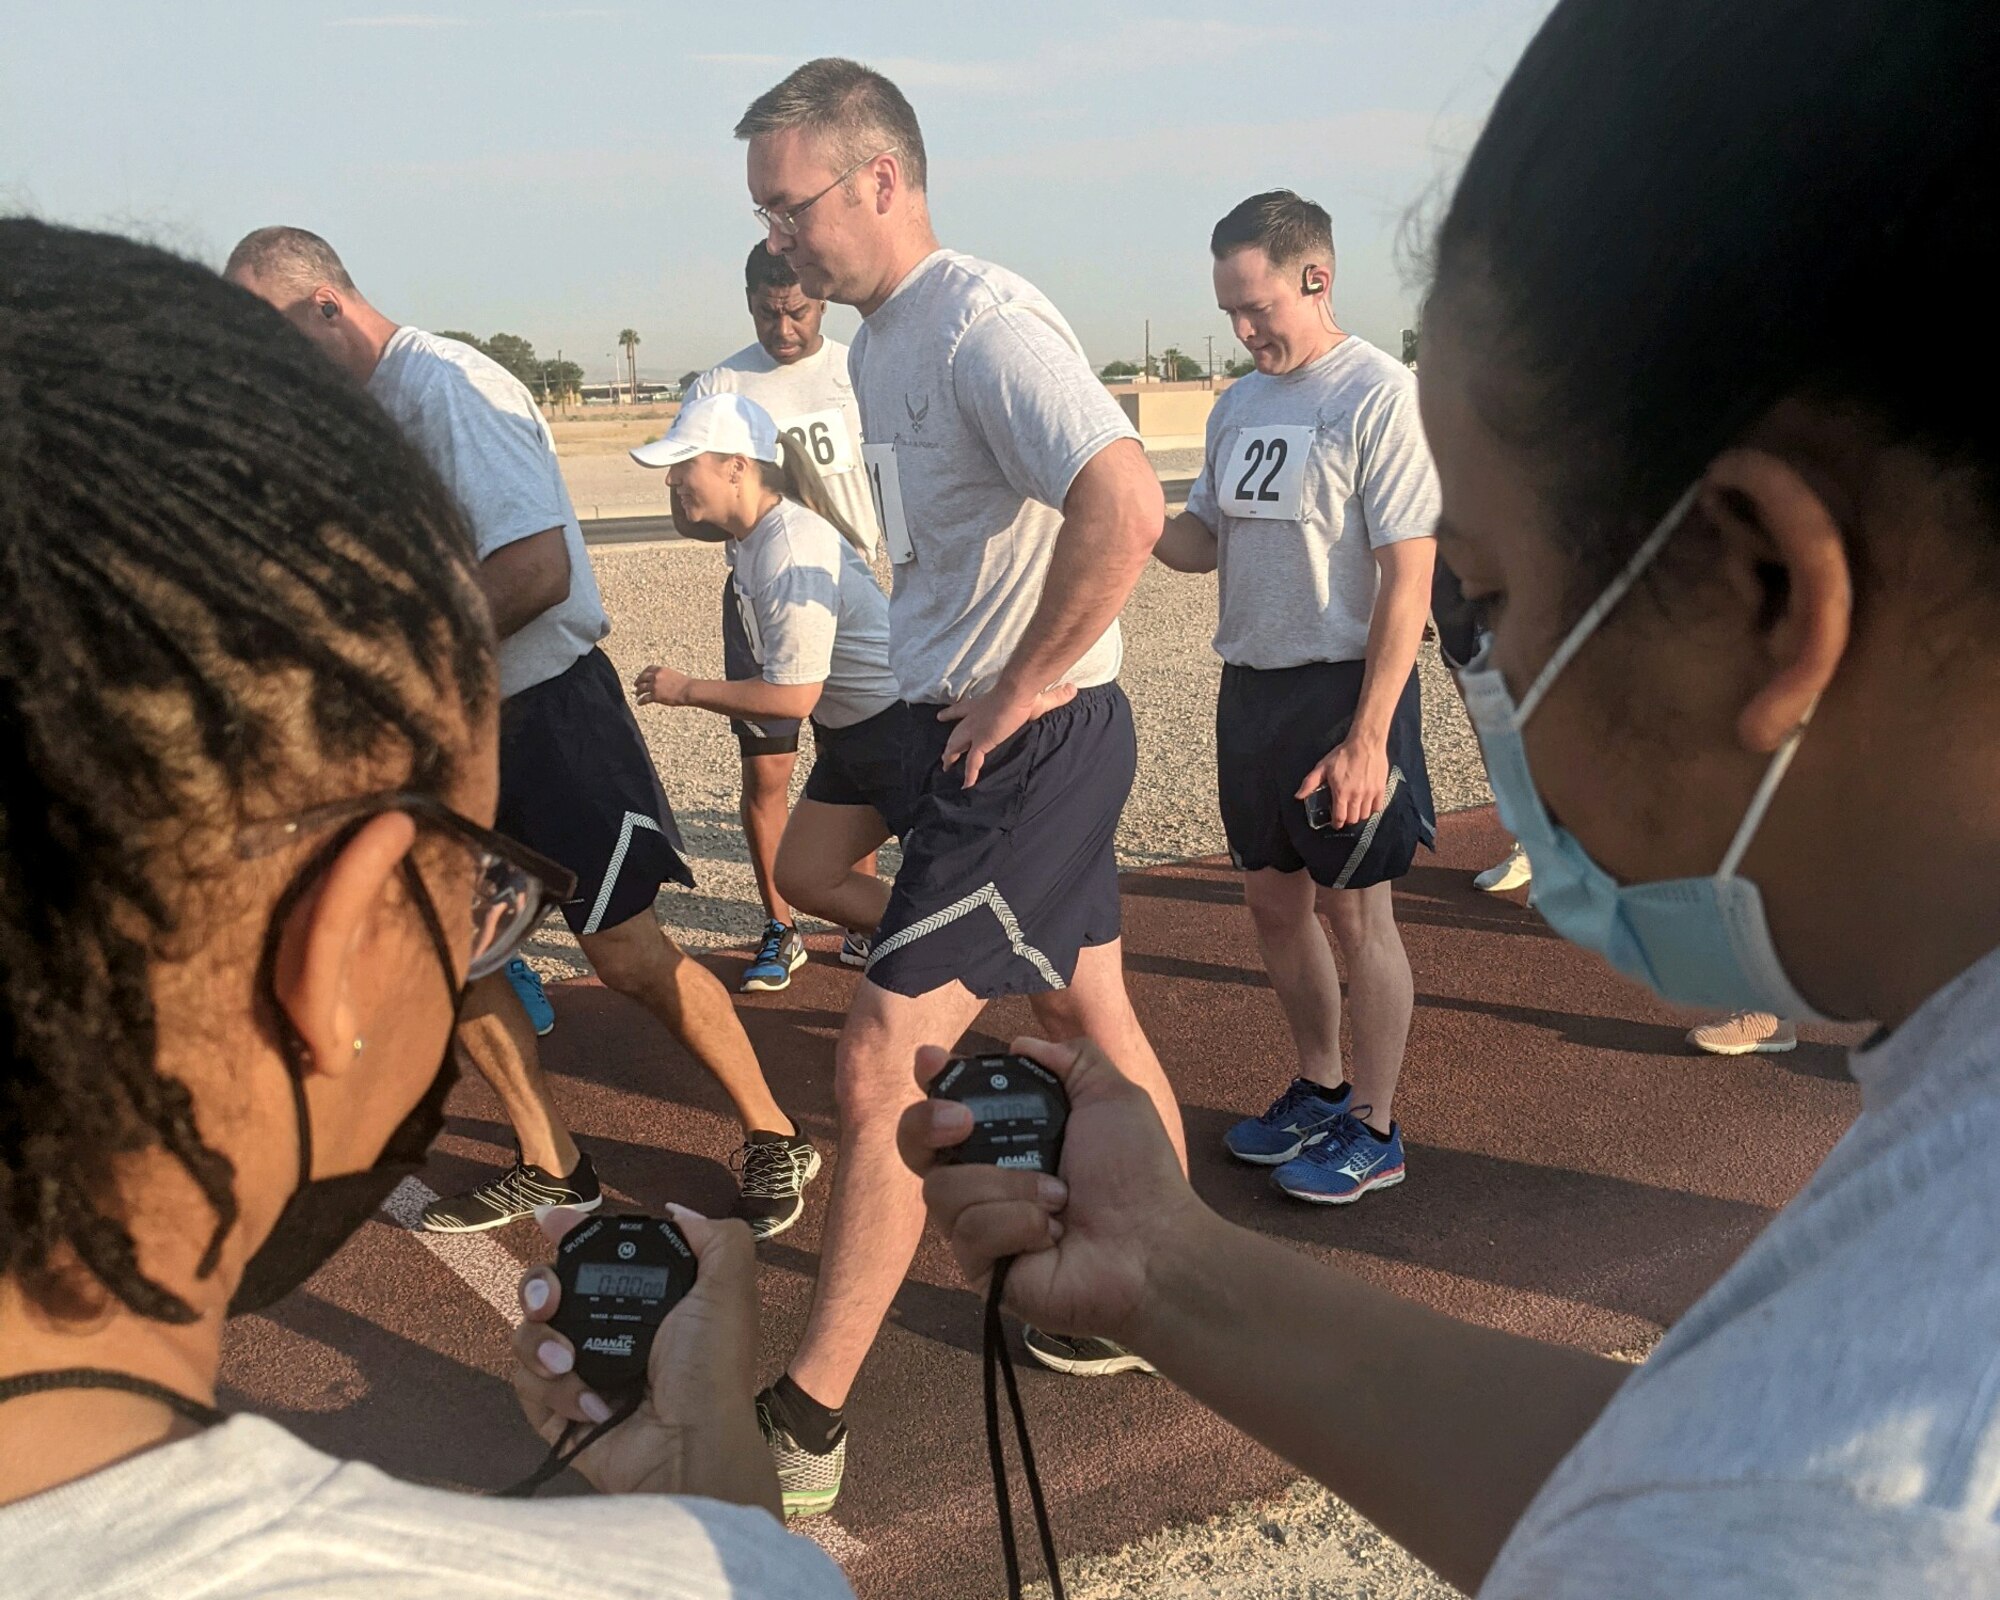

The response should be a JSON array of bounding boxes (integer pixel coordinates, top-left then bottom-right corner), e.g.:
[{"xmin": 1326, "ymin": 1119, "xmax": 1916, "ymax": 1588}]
[{"xmin": 319, "ymin": 301, "xmax": 337, "ymax": 321}]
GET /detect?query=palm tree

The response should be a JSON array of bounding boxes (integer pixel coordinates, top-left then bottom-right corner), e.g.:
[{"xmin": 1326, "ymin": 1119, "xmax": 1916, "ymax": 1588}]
[{"xmin": 618, "ymin": 328, "xmax": 640, "ymax": 403}]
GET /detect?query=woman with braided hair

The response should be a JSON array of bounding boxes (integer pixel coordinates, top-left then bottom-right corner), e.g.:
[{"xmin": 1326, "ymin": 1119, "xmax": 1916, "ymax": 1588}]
[{"xmin": 0, "ymin": 220, "xmax": 848, "ymax": 1600}]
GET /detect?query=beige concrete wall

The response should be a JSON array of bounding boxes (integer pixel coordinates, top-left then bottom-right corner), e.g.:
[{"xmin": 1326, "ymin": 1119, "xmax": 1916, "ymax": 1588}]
[{"xmin": 1112, "ymin": 383, "xmax": 1223, "ymax": 450}]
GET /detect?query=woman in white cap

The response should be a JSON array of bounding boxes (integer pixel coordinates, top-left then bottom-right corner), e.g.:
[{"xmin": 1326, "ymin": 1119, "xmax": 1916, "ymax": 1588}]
[{"xmin": 632, "ymin": 394, "xmax": 909, "ymax": 962}]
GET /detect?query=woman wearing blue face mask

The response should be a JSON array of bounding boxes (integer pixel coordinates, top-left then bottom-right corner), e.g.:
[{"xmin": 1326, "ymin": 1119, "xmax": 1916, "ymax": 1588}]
[{"xmin": 900, "ymin": 2, "xmax": 2000, "ymax": 1596}]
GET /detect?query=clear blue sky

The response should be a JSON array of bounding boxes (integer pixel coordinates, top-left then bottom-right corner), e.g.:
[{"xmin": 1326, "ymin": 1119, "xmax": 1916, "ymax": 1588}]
[{"xmin": 3, "ymin": 1, "xmax": 1553, "ymax": 382}]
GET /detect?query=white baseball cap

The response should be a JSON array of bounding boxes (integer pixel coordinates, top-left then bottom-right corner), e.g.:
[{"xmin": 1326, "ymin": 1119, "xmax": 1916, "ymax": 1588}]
[{"xmin": 630, "ymin": 393, "xmax": 781, "ymax": 469}]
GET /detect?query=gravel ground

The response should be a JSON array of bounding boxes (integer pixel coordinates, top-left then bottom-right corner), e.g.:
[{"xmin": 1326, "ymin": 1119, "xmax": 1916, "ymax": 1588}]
[
  {"xmin": 516, "ymin": 537, "xmax": 1488, "ymax": 979},
  {"xmin": 1033, "ymin": 1479, "xmax": 1458, "ymax": 1600}
]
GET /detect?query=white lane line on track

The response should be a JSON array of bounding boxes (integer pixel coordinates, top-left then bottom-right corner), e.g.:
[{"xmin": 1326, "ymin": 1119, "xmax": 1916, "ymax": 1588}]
[
  {"xmin": 797, "ymin": 1519, "xmax": 871, "ymax": 1564},
  {"xmin": 381, "ymin": 1177, "xmax": 525, "ymax": 1324}
]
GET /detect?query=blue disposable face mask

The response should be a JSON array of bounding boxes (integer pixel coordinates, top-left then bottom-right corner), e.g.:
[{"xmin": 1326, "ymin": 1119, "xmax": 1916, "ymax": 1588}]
[{"xmin": 1457, "ymin": 482, "xmax": 1829, "ymax": 1021}]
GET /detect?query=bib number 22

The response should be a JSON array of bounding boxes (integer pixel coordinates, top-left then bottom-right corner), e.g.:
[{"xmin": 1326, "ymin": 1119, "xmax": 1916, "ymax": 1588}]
[{"xmin": 1219, "ymin": 424, "xmax": 1312, "ymax": 521}]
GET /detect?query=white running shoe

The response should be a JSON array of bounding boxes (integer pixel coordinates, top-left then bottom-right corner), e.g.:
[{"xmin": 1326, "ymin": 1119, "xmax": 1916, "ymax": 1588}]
[
  {"xmin": 1688, "ymin": 1012, "xmax": 1798, "ymax": 1056},
  {"xmin": 1474, "ymin": 840, "xmax": 1533, "ymax": 893}
]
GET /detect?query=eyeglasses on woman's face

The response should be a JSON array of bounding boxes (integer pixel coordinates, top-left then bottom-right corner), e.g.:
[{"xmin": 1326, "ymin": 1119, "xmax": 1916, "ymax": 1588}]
[{"xmin": 240, "ymin": 790, "xmax": 576, "ymax": 982}]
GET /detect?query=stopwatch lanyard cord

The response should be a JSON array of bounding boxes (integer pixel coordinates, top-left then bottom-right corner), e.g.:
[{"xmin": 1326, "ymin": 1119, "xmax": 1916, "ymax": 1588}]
[
  {"xmin": 497, "ymin": 1385, "xmax": 644, "ymax": 1498},
  {"xmin": 0, "ymin": 1368, "xmax": 226, "ymax": 1430},
  {"xmin": 984, "ymin": 1256, "xmax": 1066, "ymax": 1600}
]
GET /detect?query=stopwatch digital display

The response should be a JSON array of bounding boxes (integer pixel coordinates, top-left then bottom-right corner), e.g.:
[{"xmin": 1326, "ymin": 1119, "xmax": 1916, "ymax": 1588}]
[
  {"xmin": 929, "ymin": 1053, "xmax": 1068, "ymax": 1174},
  {"xmin": 549, "ymin": 1214, "xmax": 697, "ymax": 1394}
]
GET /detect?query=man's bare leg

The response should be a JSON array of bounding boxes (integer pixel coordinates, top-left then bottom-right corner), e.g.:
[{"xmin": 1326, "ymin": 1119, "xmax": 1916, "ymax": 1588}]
[
  {"xmin": 774, "ymin": 799, "xmax": 894, "ymax": 934},
  {"xmin": 787, "ymin": 977, "xmax": 987, "ymax": 1408},
  {"xmin": 1028, "ymin": 937, "xmax": 1188, "ymax": 1167},
  {"xmin": 457, "ymin": 971, "xmax": 579, "ymax": 1174},
  {"xmin": 580, "ymin": 908, "xmax": 795, "ymax": 1137},
  {"xmin": 741, "ymin": 750, "xmax": 798, "ymax": 925},
  {"xmin": 1241, "ymin": 865, "xmax": 1346, "ymax": 1090},
  {"xmin": 1317, "ymin": 880, "xmax": 1413, "ymax": 1131}
]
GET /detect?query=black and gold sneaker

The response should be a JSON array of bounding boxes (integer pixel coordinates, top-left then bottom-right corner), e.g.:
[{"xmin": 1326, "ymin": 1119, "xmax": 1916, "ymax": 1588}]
[
  {"xmin": 728, "ymin": 1131, "xmax": 823, "ymax": 1239},
  {"xmin": 418, "ymin": 1152, "xmax": 602, "ymax": 1233}
]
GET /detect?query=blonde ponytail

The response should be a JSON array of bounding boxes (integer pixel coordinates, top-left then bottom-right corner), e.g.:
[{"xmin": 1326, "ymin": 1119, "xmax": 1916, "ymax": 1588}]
[{"xmin": 760, "ymin": 432, "xmax": 868, "ymax": 554}]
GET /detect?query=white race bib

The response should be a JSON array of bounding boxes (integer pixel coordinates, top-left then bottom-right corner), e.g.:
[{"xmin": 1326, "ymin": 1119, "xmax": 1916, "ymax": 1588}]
[
  {"xmin": 1218, "ymin": 424, "xmax": 1312, "ymax": 522},
  {"xmin": 778, "ymin": 408, "xmax": 858, "ymax": 476},
  {"xmin": 864, "ymin": 442, "xmax": 914, "ymax": 563}
]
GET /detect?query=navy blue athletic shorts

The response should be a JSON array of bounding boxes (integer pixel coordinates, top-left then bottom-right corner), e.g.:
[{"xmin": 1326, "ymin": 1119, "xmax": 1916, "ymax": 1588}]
[
  {"xmin": 497, "ymin": 646, "xmax": 694, "ymax": 937},
  {"xmin": 801, "ymin": 700, "xmax": 916, "ymax": 838},
  {"xmin": 722, "ymin": 574, "xmax": 801, "ymax": 758},
  {"xmin": 1216, "ymin": 660, "xmax": 1435, "ymax": 889},
  {"xmin": 865, "ymin": 683, "xmax": 1134, "ymax": 1000}
]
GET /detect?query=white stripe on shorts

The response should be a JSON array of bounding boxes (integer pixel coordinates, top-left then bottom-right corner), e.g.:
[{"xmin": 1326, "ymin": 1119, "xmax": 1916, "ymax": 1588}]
[
  {"xmin": 582, "ymin": 810, "xmax": 664, "ymax": 935},
  {"xmin": 865, "ymin": 881, "xmax": 1066, "ymax": 989}
]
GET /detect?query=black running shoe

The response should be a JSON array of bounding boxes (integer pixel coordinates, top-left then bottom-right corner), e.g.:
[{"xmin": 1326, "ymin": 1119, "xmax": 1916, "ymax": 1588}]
[
  {"xmin": 728, "ymin": 1131, "xmax": 823, "ymax": 1239},
  {"xmin": 419, "ymin": 1152, "xmax": 603, "ymax": 1233},
  {"xmin": 1021, "ymin": 1327, "xmax": 1158, "ymax": 1376}
]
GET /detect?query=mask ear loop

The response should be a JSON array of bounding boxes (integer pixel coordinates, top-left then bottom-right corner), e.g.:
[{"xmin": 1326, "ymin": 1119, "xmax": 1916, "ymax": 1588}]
[
  {"xmin": 1514, "ymin": 480, "xmax": 1705, "ymax": 728},
  {"xmin": 1716, "ymin": 693, "xmax": 1821, "ymax": 881}
]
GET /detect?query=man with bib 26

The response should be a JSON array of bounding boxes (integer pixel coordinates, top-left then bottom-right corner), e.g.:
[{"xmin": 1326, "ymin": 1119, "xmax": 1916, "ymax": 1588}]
[
  {"xmin": 680, "ymin": 245, "xmax": 885, "ymax": 992},
  {"xmin": 1156, "ymin": 191, "xmax": 1438, "ymax": 1204},
  {"xmin": 735, "ymin": 57, "xmax": 1188, "ymax": 1514}
]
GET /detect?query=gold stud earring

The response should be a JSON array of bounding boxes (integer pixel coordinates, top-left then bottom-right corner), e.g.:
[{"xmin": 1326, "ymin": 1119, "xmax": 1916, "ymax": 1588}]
[{"xmin": 352, "ymin": 1037, "xmax": 366, "ymax": 1057}]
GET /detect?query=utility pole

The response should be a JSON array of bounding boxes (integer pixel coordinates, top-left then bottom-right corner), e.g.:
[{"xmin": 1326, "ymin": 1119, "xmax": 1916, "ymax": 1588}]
[
  {"xmin": 1205, "ymin": 334, "xmax": 1215, "ymax": 388},
  {"xmin": 1144, "ymin": 318, "xmax": 1151, "ymax": 384}
]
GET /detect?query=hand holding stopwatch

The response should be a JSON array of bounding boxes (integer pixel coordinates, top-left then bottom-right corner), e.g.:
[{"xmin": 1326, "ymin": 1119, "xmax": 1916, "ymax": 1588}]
[
  {"xmin": 549, "ymin": 1214, "xmax": 698, "ymax": 1392},
  {"xmin": 929, "ymin": 1054, "xmax": 1071, "ymax": 1600},
  {"xmin": 502, "ymin": 1213, "xmax": 697, "ymax": 1496},
  {"xmin": 929, "ymin": 1054, "xmax": 1068, "ymax": 1174}
]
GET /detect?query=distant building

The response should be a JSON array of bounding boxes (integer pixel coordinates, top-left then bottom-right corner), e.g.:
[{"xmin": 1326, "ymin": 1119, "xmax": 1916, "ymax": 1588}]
[{"xmin": 578, "ymin": 380, "xmax": 676, "ymax": 406}]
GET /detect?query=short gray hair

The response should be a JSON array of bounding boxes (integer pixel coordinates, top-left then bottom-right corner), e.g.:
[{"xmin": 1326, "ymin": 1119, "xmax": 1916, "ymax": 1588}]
[
  {"xmin": 224, "ymin": 226, "xmax": 357, "ymax": 297},
  {"xmin": 734, "ymin": 58, "xmax": 927, "ymax": 194}
]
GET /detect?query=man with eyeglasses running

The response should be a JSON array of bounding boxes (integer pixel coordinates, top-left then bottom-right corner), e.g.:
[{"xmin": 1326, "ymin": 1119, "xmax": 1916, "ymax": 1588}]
[
  {"xmin": 226, "ymin": 227, "xmax": 823, "ymax": 1241},
  {"xmin": 677, "ymin": 244, "xmax": 884, "ymax": 995},
  {"xmin": 733, "ymin": 57, "xmax": 1187, "ymax": 1515}
]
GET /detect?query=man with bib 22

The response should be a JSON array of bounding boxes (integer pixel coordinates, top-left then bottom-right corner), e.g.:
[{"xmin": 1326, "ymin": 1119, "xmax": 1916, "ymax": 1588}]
[
  {"xmin": 735, "ymin": 57, "xmax": 1188, "ymax": 1514},
  {"xmin": 680, "ymin": 245, "xmax": 886, "ymax": 992},
  {"xmin": 1155, "ymin": 191, "xmax": 1438, "ymax": 1204}
]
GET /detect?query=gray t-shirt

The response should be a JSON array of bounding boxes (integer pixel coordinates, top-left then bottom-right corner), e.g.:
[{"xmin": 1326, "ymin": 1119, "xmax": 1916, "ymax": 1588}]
[
  {"xmin": 1483, "ymin": 945, "xmax": 2000, "ymax": 1598},
  {"xmin": 3, "ymin": 1413, "xmax": 853, "ymax": 1600},
  {"xmin": 848, "ymin": 249, "xmax": 1140, "ymax": 705},
  {"xmin": 1186, "ymin": 337, "xmax": 1438, "ymax": 669},
  {"xmin": 368, "ymin": 327, "xmax": 609, "ymax": 699},
  {"xmin": 685, "ymin": 338, "xmax": 882, "ymax": 558},
  {"xmin": 727, "ymin": 499, "xmax": 898, "ymax": 729}
]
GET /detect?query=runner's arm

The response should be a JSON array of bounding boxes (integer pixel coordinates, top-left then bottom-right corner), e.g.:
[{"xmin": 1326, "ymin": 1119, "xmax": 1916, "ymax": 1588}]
[
  {"xmin": 634, "ymin": 664, "xmax": 820, "ymax": 721},
  {"xmin": 902, "ymin": 1036, "xmax": 1632, "ymax": 1595},
  {"xmin": 1153, "ymin": 508, "xmax": 1219, "ymax": 573},
  {"xmin": 480, "ymin": 527, "xmax": 571, "ymax": 638},
  {"xmin": 940, "ymin": 439, "xmax": 1162, "ymax": 784}
]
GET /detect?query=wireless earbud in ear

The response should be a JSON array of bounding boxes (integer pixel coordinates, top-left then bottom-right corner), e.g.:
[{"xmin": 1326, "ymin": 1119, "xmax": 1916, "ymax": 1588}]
[{"xmin": 319, "ymin": 301, "xmax": 338, "ymax": 321}]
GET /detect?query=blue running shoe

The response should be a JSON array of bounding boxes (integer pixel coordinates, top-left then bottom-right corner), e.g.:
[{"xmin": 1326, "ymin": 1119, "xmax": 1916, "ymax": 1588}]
[
  {"xmin": 1223, "ymin": 1077, "xmax": 1352, "ymax": 1165},
  {"xmin": 1273, "ymin": 1112, "xmax": 1406, "ymax": 1205},
  {"xmin": 505, "ymin": 957, "xmax": 555, "ymax": 1037},
  {"xmin": 741, "ymin": 921, "xmax": 807, "ymax": 993}
]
